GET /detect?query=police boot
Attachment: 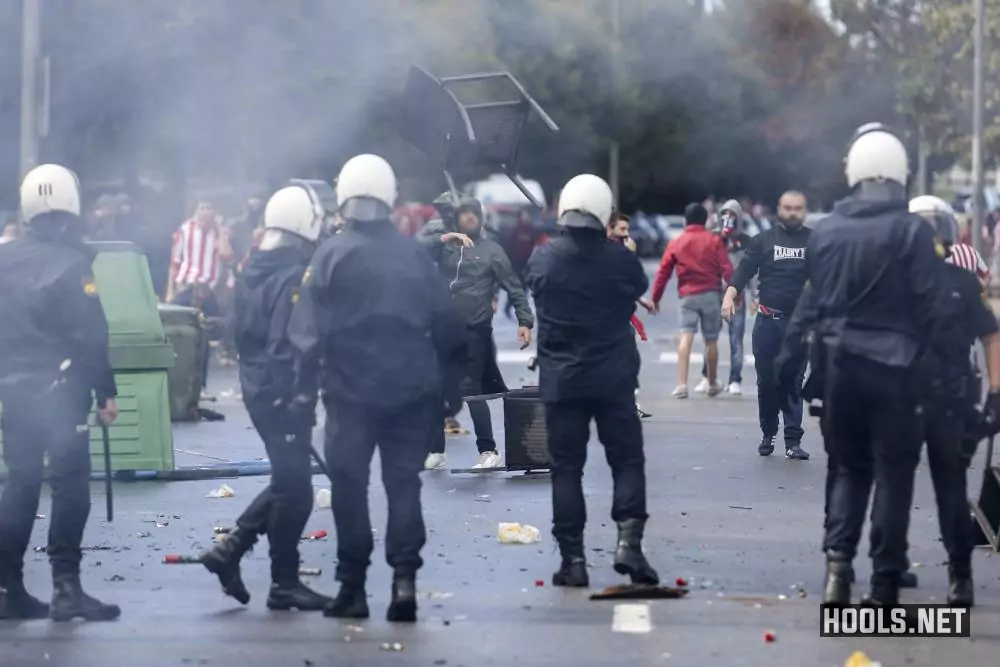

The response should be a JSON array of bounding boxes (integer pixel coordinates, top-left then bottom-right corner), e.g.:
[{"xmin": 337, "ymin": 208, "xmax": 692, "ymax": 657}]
[
  {"xmin": 49, "ymin": 574, "xmax": 121, "ymax": 622},
  {"xmin": 323, "ymin": 584, "xmax": 369, "ymax": 619},
  {"xmin": 612, "ymin": 519, "xmax": 660, "ymax": 585},
  {"xmin": 860, "ymin": 574, "xmax": 900, "ymax": 607},
  {"xmin": 946, "ymin": 567, "xmax": 974, "ymax": 607},
  {"xmin": 386, "ymin": 572, "xmax": 418, "ymax": 623},
  {"xmin": 266, "ymin": 579, "xmax": 334, "ymax": 612},
  {"xmin": 0, "ymin": 576, "xmax": 49, "ymax": 619},
  {"xmin": 822, "ymin": 551, "xmax": 853, "ymax": 606},
  {"xmin": 552, "ymin": 535, "xmax": 589, "ymax": 588},
  {"xmin": 899, "ymin": 570, "xmax": 919, "ymax": 588},
  {"xmin": 200, "ymin": 527, "xmax": 256, "ymax": 605}
]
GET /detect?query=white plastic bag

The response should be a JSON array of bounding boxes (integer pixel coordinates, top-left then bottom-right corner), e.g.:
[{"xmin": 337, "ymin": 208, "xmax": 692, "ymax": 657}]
[{"xmin": 497, "ymin": 522, "xmax": 541, "ymax": 544}]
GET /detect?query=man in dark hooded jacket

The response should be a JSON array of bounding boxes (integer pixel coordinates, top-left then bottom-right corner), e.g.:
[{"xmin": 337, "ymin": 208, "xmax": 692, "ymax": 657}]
[{"xmin": 199, "ymin": 185, "xmax": 332, "ymax": 611}]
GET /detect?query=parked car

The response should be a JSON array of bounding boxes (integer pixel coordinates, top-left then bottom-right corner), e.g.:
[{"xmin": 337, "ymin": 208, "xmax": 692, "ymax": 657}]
[{"xmin": 631, "ymin": 212, "xmax": 666, "ymax": 257}]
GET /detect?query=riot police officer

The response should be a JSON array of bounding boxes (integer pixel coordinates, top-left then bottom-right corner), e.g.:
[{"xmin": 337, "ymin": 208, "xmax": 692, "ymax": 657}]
[
  {"xmin": 525, "ymin": 174, "xmax": 659, "ymax": 588},
  {"xmin": 779, "ymin": 124, "xmax": 957, "ymax": 606},
  {"xmin": 0, "ymin": 164, "xmax": 120, "ymax": 622},
  {"xmin": 289, "ymin": 154, "xmax": 465, "ymax": 622},
  {"xmin": 200, "ymin": 185, "xmax": 331, "ymax": 611},
  {"xmin": 906, "ymin": 194, "xmax": 1000, "ymax": 606}
]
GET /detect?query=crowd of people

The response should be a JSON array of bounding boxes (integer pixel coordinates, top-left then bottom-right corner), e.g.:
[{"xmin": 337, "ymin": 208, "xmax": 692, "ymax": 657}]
[{"xmin": 4, "ymin": 120, "xmax": 1000, "ymax": 628}]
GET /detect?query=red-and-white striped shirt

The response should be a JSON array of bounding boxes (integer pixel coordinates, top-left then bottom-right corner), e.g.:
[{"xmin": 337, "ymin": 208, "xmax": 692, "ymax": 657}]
[
  {"xmin": 947, "ymin": 243, "xmax": 990, "ymax": 282},
  {"xmin": 171, "ymin": 219, "xmax": 223, "ymax": 288}
]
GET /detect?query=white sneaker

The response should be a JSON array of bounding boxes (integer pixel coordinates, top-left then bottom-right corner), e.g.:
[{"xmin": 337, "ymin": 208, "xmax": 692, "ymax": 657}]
[
  {"xmin": 672, "ymin": 385, "xmax": 689, "ymax": 399},
  {"xmin": 472, "ymin": 451, "xmax": 502, "ymax": 469},
  {"xmin": 694, "ymin": 378, "xmax": 711, "ymax": 393},
  {"xmin": 707, "ymin": 383, "xmax": 723, "ymax": 397},
  {"xmin": 424, "ymin": 453, "xmax": 447, "ymax": 470},
  {"xmin": 727, "ymin": 382, "xmax": 742, "ymax": 396}
]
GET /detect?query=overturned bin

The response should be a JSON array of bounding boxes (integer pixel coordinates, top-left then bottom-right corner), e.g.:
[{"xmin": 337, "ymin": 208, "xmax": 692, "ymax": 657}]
[
  {"xmin": 0, "ymin": 242, "xmax": 175, "ymax": 476},
  {"xmin": 451, "ymin": 386, "xmax": 550, "ymax": 474},
  {"xmin": 159, "ymin": 304, "xmax": 203, "ymax": 422}
]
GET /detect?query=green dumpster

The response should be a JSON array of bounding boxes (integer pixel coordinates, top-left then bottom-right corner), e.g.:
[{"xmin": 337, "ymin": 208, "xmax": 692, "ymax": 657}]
[
  {"xmin": 159, "ymin": 304, "xmax": 203, "ymax": 422},
  {"xmin": 0, "ymin": 241, "xmax": 175, "ymax": 474}
]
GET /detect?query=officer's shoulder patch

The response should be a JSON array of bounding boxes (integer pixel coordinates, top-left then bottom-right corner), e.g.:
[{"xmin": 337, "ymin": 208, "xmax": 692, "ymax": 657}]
[
  {"xmin": 82, "ymin": 276, "xmax": 98, "ymax": 297},
  {"xmin": 291, "ymin": 287, "xmax": 300, "ymax": 304}
]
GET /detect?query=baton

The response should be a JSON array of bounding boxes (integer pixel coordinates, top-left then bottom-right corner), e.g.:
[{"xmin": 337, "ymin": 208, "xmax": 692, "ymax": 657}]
[
  {"xmin": 308, "ymin": 442, "xmax": 331, "ymax": 481},
  {"xmin": 101, "ymin": 422, "xmax": 114, "ymax": 522}
]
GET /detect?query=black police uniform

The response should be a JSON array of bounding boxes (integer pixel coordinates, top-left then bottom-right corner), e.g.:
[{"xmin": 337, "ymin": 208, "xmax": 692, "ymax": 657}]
[
  {"xmin": 0, "ymin": 227, "xmax": 120, "ymax": 622},
  {"xmin": 729, "ymin": 223, "xmax": 811, "ymax": 456},
  {"xmin": 781, "ymin": 195, "xmax": 956, "ymax": 605},
  {"xmin": 524, "ymin": 227, "xmax": 659, "ymax": 588},
  {"xmin": 915, "ymin": 262, "xmax": 998, "ymax": 603},
  {"xmin": 289, "ymin": 219, "xmax": 465, "ymax": 622},
  {"xmin": 200, "ymin": 243, "xmax": 330, "ymax": 611}
]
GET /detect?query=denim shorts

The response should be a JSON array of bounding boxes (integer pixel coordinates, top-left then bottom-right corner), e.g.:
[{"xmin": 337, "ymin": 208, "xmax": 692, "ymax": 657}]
[{"xmin": 680, "ymin": 290, "xmax": 723, "ymax": 341}]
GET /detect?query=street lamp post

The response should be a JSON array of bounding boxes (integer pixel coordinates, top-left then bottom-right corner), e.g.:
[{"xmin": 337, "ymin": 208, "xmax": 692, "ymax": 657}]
[
  {"xmin": 972, "ymin": 0, "xmax": 986, "ymax": 258},
  {"xmin": 609, "ymin": 0, "xmax": 621, "ymax": 211},
  {"xmin": 19, "ymin": 0, "xmax": 41, "ymax": 179}
]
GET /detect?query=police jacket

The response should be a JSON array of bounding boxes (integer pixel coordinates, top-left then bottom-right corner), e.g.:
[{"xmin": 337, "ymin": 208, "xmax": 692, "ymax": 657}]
[
  {"xmin": 917, "ymin": 262, "xmax": 998, "ymax": 404},
  {"xmin": 787, "ymin": 197, "xmax": 955, "ymax": 369},
  {"xmin": 525, "ymin": 229, "xmax": 649, "ymax": 403},
  {"xmin": 232, "ymin": 245, "xmax": 308, "ymax": 406},
  {"xmin": 730, "ymin": 224, "xmax": 810, "ymax": 312},
  {"xmin": 0, "ymin": 230, "xmax": 116, "ymax": 404},
  {"xmin": 416, "ymin": 219, "xmax": 534, "ymax": 329},
  {"xmin": 289, "ymin": 220, "xmax": 467, "ymax": 409}
]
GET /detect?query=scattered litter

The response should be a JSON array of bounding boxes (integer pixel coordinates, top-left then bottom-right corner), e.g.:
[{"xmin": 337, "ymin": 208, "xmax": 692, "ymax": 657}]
[
  {"xmin": 474, "ymin": 494, "xmax": 491, "ymax": 502},
  {"xmin": 675, "ymin": 577, "xmax": 687, "ymax": 587},
  {"xmin": 302, "ymin": 530, "xmax": 327, "ymax": 541},
  {"xmin": 206, "ymin": 484, "xmax": 235, "ymax": 499},
  {"xmin": 154, "ymin": 522, "xmax": 168, "ymax": 528},
  {"xmin": 315, "ymin": 488, "xmax": 331, "ymax": 508},
  {"xmin": 497, "ymin": 523, "xmax": 540, "ymax": 544},
  {"xmin": 106, "ymin": 574, "xmax": 125, "ymax": 582},
  {"xmin": 163, "ymin": 555, "xmax": 201, "ymax": 564},
  {"xmin": 345, "ymin": 624, "xmax": 364, "ymax": 633},
  {"xmin": 534, "ymin": 580, "xmax": 544, "ymax": 587},
  {"xmin": 797, "ymin": 588, "xmax": 807, "ymax": 598},
  {"xmin": 299, "ymin": 568, "xmax": 322, "ymax": 576},
  {"xmin": 728, "ymin": 505, "xmax": 752, "ymax": 511},
  {"xmin": 590, "ymin": 584, "xmax": 688, "ymax": 601},
  {"xmin": 136, "ymin": 532, "xmax": 152, "ymax": 538},
  {"xmin": 213, "ymin": 527, "xmax": 230, "ymax": 535},
  {"xmin": 764, "ymin": 630, "xmax": 776, "ymax": 643},
  {"xmin": 379, "ymin": 643, "xmax": 404, "ymax": 652},
  {"xmin": 844, "ymin": 651, "xmax": 880, "ymax": 667},
  {"xmin": 777, "ymin": 594, "xmax": 787, "ymax": 601},
  {"xmin": 426, "ymin": 591, "xmax": 453, "ymax": 599}
]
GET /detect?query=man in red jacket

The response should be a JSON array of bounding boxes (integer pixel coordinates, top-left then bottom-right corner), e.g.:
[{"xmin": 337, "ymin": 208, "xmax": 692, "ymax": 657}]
[{"xmin": 651, "ymin": 203, "xmax": 733, "ymax": 398}]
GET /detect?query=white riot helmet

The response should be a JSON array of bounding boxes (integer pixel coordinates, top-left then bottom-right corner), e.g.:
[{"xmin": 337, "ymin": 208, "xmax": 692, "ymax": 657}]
[
  {"xmin": 335, "ymin": 154, "xmax": 398, "ymax": 223},
  {"xmin": 909, "ymin": 195, "xmax": 958, "ymax": 247},
  {"xmin": 557, "ymin": 174, "xmax": 613, "ymax": 230},
  {"xmin": 20, "ymin": 164, "xmax": 82, "ymax": 223},
  {"xmin": 844, "ymin": 126, "xmax": 908, "ymax": 189},
  {"xmin": 263, "ymin": 186, "xmax": 324, "ymax": 242}
]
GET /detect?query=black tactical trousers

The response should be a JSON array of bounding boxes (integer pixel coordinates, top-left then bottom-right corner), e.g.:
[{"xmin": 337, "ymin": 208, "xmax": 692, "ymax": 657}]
[
  {"xmin": 545, "ymin": 397, "xmax": 648, "ymax": 547},
  {"xmin": 0, "ymin": 387, "xmax": 94, "ymax": 580},
  {"xmin": 823, "ymin": 352, "xmax": 922, "ymax": 586},
  {"xmin": 324, "ymin": 395, "xmax": 431, "ymax": 586},
  {"xmin": 234, "ymin": 399, "xmax": 315, "ymax": 583},
  {"xmin": 923, "ymin": 404, "xmax": 974, "ymax": 576},
  {"xmin": 461, "ymin": 326, "xmax": 501, "ymax": 453},
  {"xmin": 752, "ymin": 313, "xmax": 805, "ymax": 445}
]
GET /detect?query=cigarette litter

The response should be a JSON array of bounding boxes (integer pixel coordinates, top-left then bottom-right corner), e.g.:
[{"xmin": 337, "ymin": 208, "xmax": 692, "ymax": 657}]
[
  {"xmin": 206, "ymin": 484, "xmax": 235, "ymax": 498},
  {"xmin": 844, "ymin": 652, "xmax": 881, "ymax": 667},
  {"xmin": 315, "ymin": 488, "xmax": 331, "ymax": 508},
  {"xmin": 380, "ymin": 642, "xmax": 404, "ymax": 652},
  {"xmin": 497, "ymin": 522, "xmax": 541, "ymax": 544}
]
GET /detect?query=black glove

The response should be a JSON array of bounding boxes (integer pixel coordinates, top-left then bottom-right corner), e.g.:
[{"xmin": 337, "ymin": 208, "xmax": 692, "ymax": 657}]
[{"xmin": 982, "ymin": 391, "xmax": 1000, "ymax": 435}]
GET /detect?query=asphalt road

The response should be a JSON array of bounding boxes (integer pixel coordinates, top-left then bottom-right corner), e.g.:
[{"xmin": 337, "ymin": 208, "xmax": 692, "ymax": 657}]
[{"xmin": 2, "ymin": 265, "xmax": 999, "ymax": 666}]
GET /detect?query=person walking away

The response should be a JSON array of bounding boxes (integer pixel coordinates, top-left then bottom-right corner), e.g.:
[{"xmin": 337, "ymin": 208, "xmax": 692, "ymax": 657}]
[
  {"xmin": 696, "ymin": 199, "xmax": 754, "ymax": 395},
  {"xmin": 199, "ymin": 186, "xmax": 332, "ymax": 611},
  {"xmin": 502, "ymin": 208, "xmax": 540, "ymax": 319},
  {"xmin": 0, "ymin": 164, "xmax": 120, "ymax": 622},
  {"xmin": 650, "ymin": 203, "xmax": 733, "ymax": 398},
  {"xmin": 416, "ymin": 196, "xmax": 534, "ymax": 470},
  {"xmin": 289, "ymin": 154, "xmax": 466, "ymax": 622},
  {"xmin": 526, "ymin": 174, "xmax": 659, "ymax": 588},
  {"xmin": 607, "ymin": 212, "xmax": 655, "ymax": 418},
  {"xmin": 722, "ymin": 191, "xmax": 812, "ymax": 460},
  {"xmin": 777, "ymin": 123, "xmax": 959, "ymax": 607},
  {"xmin": 166, "ymin": 200, "xmax": 233, "ymax": 400}
]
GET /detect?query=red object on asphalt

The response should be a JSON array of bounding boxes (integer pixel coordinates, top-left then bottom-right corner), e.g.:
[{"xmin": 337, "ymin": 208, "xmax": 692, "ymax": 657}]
[
  {"xmin": 675, "ymin": 577, "xmax": 687, "ymax": 587},
  {"xmin": 535, "ymin": 580, "xmax": 544, "ymax": 587},
  {"xmin": 163, "ymin": 554, "xmax": 201, "ymax": 564},
  {"xmin": 306, "ymin": 530, "xmax": 328, "ymax": 540},
  {"xmin": 764, "ymin": 630, "xmax": 776, "ymax": 643}
]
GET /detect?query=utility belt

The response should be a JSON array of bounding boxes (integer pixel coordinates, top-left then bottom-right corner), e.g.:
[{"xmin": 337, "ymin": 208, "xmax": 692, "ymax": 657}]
[{"xmin": 757, "ymin": 305, "xmax": 787, "ymax": 319}]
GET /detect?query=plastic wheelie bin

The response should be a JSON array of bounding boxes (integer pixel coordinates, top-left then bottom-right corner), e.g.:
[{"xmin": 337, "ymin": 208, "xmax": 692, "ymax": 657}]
[{"xmin": 159, "ymin": 304, "xmax": 203, "ymax": 422}]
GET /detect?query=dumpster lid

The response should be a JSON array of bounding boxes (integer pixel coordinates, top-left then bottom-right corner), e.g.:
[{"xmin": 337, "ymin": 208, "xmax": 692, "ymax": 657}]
[{"xmin": 400, "ymin": 64, "xmax": 559, "ymax": 207}]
